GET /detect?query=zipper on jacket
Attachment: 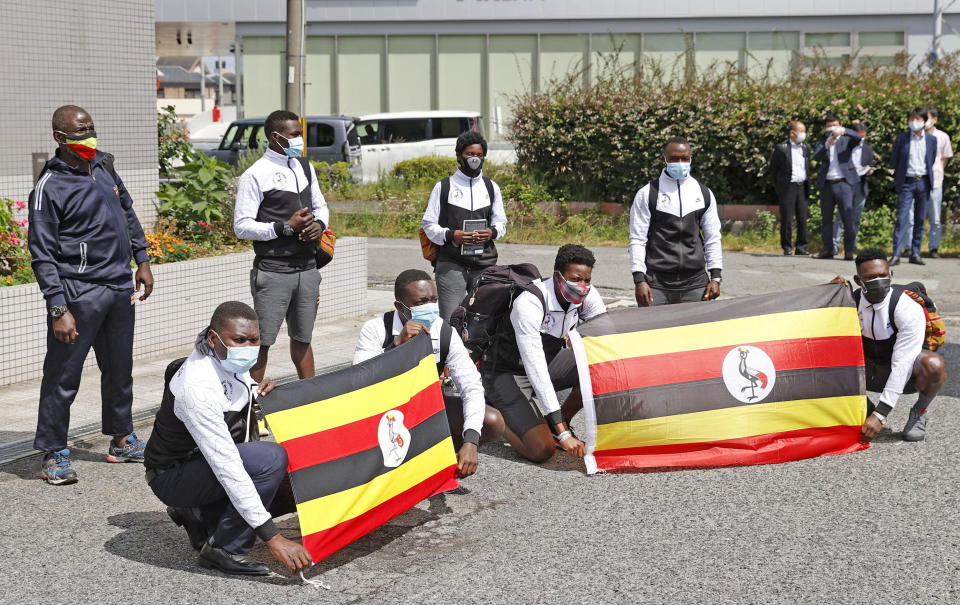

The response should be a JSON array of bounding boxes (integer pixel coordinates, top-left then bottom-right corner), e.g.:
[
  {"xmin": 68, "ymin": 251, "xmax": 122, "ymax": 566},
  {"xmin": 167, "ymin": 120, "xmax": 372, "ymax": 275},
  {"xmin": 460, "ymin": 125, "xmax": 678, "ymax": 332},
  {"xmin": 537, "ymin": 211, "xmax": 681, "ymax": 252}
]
[
  {"xmin": 78, "ymin": 242, "xmax": 88, "ymax": 273},
  {"xmin": 469, "ymin": 175, "xmax": 475, "ymax": 211},
  {"xmin": 675, "ymin": 178, "xmax": 683, "ymax": 281}
]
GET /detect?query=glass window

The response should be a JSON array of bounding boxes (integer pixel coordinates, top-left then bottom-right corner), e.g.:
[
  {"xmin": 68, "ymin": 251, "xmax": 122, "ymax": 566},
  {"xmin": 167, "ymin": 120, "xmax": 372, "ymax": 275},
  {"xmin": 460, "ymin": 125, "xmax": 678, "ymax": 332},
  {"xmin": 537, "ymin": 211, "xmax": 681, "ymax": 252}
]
[
  {"xmin": 643, "ymin": 33, "xmax": 689, "ymax": 81},
  {"xmin": 805, "ymin": 33, "xmax": 851, "ymax": 48},
  {"xmin": 694, "ymin": 32, "xmax": 744, "ymax": 74},
  {"xmin": 346, "ymin": 122, "xmax": 360, "ymax": 147},
  {"xmin": 381, "ymin": 119, "xmax": 429, "ymax": 143},
  {"xmin": 432, "ymin": 118, "xmax": 467, "ymax": 139},
  {"xmin": 860, "ymin": 55, "xmax": 898, "ymax": 67},
  {"xmin": 746, "ymin": 31, "xmax": 799, "ymax": 78},
  {"xmin": 219, "ymin": 124, "xmax": 239, "ymax": 150},
  {"xmin": 356, "ymin": 121, "xmax": 380, "ymax": 145},
  {"xmin": 859, "ymin": 32, "xmax": 904, "ymax": 47},
  {"xmin": 539, "ymin": 34, "xmax": 589, "ymax": 88},
  {"xmin": 308, "ymin": 123, "xmax": 335, "ymax": 148},
  {"xmin": 591, "ymin": 33, "xmax": 641, "ymax": 82}
]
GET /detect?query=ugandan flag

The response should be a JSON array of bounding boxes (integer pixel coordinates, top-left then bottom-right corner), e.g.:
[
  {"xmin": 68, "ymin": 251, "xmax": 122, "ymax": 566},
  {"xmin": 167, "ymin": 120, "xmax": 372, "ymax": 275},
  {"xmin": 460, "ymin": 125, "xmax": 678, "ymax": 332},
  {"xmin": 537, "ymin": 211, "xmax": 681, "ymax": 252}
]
[
  {"xmin": 569, "ymin": 284, "xmax": 867, "ymax": 474},
  {"xmin": 258, "ymin": 333, "xmax": 457, "ymax": 562}
]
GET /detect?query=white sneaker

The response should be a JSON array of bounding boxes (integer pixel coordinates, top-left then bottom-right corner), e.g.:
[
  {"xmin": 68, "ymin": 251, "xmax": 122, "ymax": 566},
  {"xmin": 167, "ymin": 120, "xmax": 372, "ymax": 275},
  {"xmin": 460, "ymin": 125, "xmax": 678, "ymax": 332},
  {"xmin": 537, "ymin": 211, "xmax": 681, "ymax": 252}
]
[{"xmin": 902, "ymin": 407, "xmax": 928, "ymax": 442}]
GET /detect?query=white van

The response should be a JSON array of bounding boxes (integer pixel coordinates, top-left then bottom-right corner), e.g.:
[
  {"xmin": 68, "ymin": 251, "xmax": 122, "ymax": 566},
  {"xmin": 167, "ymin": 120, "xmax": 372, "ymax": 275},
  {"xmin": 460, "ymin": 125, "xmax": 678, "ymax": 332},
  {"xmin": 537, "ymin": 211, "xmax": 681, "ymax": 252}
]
[{"xmin": 355, "ymin": 111, "xmax": 481, "ymax": 182}]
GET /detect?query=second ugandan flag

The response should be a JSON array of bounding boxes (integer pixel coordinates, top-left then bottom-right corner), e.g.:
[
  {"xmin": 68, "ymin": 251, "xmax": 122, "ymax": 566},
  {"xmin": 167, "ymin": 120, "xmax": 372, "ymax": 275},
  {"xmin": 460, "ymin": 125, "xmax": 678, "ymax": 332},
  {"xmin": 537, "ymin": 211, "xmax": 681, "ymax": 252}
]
[
  {"xmin": 259, "ymin": 333, "xmax": 457, "ymax": 562},
  {"xmin": 570, "ymin": 284, "xmax": 868, "ymax": 474}
]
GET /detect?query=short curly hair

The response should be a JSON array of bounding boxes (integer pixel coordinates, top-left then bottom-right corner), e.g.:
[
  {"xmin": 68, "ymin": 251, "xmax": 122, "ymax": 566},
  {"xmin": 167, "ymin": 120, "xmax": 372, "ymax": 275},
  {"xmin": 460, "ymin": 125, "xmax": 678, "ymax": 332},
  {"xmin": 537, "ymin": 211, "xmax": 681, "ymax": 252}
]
[
  {"xmin": 554, "ymin": 244, "xmax": 596, "ymax": 272},
  {"xmin": 854, "ymin": 248, "xmax": 888, "ymax": 267},
  {"xmin": 455, "ymin": 130, "xmax": 488, "ymax": 156}
]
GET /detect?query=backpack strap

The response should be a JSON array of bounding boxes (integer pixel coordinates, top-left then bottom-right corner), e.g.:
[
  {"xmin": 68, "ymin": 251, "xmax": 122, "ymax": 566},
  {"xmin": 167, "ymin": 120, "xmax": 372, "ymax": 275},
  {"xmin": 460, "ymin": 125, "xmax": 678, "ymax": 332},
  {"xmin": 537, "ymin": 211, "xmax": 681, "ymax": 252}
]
[
  {"xmin": 438, "ymin": 177, "xmax": 451, "ymax": 228},
  {"xmin": 482, "ymin": 177, "xmax": 496, "ymax": 208},
  {"xmin": 700, "ymin": 182, "xmax": 712, "ymax": 209},
  {"xmin": 438, "ymin": 320, "xmax": 453, "ymax": 368},
  {"xmin": 647, "ymin": 178, "xmax": 659, "ymax": 215},
  {"xmin": 295, "ymin": 156, "xmax": 314, "ymax": 212},
  {"xmin": 382, "ymin": 311, "xmax": 396, "ymax": 350},
  {"xmin": 887, "ymin": 285, "xmax": 906, "ymax": 334}
]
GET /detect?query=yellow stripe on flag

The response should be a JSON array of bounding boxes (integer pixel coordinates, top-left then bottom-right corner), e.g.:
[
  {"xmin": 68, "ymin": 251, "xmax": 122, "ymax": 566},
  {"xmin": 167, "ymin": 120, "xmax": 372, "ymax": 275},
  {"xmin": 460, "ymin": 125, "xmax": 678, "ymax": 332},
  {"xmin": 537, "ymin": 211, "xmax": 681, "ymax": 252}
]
[
  {"xmin": 595, "ymin": 395, "xmax": 865, "ymax": 451},
  {"xmin": 584, "ymin": 307, "xmax": 861, "ymax": 365},
  {"xmin": 267, "ymin": 355, "xmax": 438, "ymax": 442},
  {"xmin": 297, "ymin": 438, "xmax": 455, "ymax": 536}
]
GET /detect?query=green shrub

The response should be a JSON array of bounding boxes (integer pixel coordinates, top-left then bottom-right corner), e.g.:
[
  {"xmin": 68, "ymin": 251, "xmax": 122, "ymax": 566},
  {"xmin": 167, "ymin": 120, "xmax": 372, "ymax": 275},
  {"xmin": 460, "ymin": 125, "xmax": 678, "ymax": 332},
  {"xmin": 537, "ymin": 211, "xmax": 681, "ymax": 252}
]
[
  {"xmin": 311, "ymin": 161, "xmax": 355, "ymax": 198},
  {"xmin": 856, "ymin": 204, "xmax": 897, "ymax": 250},
  {"xmin": 391, "ymin": 156, "xmax": 458, "ymax": 185},
  {"xmin": 157, "ymin": 152, "xmax": 234, "ymax": 246},
  {"xmin": 754, "ymin": 209, "xmax": 778, "ymax": 240},
  {"xmin": 511, "ymin": 52, "xmax": 960, "ymax": 209},
  {"xmin": 232, "ymin": 150, "xmax": 261, "ymax": 178},
  {"xmin": 158, "ymin": 105, "xmax": 194, "ymax": 177}
]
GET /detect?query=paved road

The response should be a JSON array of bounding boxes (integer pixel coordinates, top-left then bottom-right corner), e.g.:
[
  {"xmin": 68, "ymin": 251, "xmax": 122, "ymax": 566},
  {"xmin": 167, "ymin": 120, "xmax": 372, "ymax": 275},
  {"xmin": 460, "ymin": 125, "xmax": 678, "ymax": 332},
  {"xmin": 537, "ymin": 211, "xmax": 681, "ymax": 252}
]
[{"xmin": 2, "ymin": 238, "xmax": 958, "ymax": 603}]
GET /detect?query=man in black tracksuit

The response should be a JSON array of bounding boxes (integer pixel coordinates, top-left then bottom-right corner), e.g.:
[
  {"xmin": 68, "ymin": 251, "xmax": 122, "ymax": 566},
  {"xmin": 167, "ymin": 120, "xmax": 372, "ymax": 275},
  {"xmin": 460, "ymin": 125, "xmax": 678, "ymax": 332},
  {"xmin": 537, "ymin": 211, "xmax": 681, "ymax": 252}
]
[
  {"xmin": 629, "ymin": 136, "xmax": 724, "ymax": 306},
  {"xmin": 28, "ymin": 105, "xmax": 154, "ymax": 485}
]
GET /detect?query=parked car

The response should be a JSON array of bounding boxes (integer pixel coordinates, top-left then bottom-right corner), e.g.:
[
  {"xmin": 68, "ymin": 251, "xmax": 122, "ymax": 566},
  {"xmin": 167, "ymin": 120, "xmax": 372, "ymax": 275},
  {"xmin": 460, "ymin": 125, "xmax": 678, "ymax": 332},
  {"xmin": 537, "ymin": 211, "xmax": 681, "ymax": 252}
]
[
  {"xmin": 355, "ymin": 111, "xmax": 481, "ymax": 182},
  {"xmin": 206, "ymin": 115, "xmax": 361, "ymax": 169}
]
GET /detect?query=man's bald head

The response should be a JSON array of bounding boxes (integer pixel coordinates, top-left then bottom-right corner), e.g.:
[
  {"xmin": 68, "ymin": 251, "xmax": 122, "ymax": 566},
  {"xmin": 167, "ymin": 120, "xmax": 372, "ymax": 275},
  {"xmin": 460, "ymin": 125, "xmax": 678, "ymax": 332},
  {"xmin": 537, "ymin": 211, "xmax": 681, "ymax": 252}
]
[{"xmin": 52, "ymin": 105, "xmax": 91, "ymax": 132}]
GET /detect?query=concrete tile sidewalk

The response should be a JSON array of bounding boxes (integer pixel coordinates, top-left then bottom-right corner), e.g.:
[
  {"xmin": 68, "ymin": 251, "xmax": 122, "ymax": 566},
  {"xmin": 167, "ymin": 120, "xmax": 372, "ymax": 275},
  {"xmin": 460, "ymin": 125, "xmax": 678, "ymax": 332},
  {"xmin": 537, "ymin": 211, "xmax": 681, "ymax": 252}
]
[{"xmin": 0, "ymin": 289, "xmax": 395, "ymax": 464}]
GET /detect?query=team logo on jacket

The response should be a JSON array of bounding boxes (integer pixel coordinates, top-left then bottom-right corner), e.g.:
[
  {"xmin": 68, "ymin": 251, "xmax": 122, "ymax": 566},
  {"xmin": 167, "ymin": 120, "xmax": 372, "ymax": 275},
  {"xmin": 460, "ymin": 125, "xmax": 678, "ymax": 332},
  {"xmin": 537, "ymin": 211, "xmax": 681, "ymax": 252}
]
[
  {"xmin": 451, "ymin": 188, "xmax": 463, "ymax": 201},
  {"xmin": 721, "ymin": 346, "xmax": 776, "ymax": 403},
  {"xmin": 378, "ymin": 410, "xmax": 411, "ymax": 467},
  {"xmin": 272, "ymin": 172, "xmax": 287, "ymax": 186}
]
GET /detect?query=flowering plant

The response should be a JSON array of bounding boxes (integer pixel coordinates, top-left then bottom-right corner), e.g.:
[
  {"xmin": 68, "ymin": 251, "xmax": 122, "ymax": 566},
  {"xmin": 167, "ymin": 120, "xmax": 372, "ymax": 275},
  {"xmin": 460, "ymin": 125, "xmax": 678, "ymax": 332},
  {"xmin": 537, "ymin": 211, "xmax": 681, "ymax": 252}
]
[{"xmin": 0, "ymin": 198, "xmax": 29, "ymax": 277}]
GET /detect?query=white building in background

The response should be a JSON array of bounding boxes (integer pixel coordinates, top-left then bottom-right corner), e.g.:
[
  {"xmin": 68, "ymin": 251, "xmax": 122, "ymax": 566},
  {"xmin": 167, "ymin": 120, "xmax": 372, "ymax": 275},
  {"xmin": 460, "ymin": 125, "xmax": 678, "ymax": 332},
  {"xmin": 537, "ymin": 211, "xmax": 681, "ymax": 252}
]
[{"xmin": 155, "ymin": 1, "xmax": 960, "ymax": 139}]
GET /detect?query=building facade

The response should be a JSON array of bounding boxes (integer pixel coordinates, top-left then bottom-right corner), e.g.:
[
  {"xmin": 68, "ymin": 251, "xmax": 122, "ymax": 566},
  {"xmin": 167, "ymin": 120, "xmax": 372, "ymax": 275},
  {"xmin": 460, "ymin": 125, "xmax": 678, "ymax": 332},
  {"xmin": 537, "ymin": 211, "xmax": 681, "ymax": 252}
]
[
  {"xmin": 1, "ymin": 0, "xmax": 159, "ymax": 225},
  {"xmin": 159, "ymin": 1, "xmax": 960, "ymax": 139}
]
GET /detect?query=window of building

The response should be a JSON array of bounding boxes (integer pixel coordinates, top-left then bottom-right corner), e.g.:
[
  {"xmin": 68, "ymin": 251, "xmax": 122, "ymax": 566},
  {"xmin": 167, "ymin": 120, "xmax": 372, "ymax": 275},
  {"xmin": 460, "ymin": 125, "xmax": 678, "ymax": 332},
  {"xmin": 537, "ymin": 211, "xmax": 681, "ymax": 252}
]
[
  {"xmin": 694, "ymin": 32, "xmax": 745, "ymax": 74},
  {"xmin": 859, "ymin": 31, "xmax": 904, "ymax": 47},
  {"xmin": 746, "ymin": 31, "xmax": 799, "ymax": 78},
  {"xmin": 805, "ymin": 33, "xmax": 852, "ymax": 48}
]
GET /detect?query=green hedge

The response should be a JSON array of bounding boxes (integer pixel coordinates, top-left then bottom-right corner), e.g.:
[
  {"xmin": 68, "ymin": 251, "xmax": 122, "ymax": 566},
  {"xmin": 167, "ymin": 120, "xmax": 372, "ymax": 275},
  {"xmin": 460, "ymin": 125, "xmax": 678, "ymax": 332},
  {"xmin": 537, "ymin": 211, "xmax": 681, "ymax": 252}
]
[
  {"xmin": 510, "ymin": 54, "xmax": 960, "ymax": 207},
  {"xmin": 390, "ymin": 156, "xmax": 459, "ymax": 186}
]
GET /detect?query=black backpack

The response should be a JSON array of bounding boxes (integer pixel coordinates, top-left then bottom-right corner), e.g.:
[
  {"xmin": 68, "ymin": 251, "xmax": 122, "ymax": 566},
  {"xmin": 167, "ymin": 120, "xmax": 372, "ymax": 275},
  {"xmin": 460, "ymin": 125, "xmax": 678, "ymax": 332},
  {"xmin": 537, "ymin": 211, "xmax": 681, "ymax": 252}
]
[
  {"xmin": 853, "ymin": 281, "xmax": 946, "ymax": 351},
  {"xmin": 448, "ymin": 263, "xmax": 546, "ymax": 362},
  {"xmin": 382, "ymin": 311, "xmax": 453, "ymax": 372}
]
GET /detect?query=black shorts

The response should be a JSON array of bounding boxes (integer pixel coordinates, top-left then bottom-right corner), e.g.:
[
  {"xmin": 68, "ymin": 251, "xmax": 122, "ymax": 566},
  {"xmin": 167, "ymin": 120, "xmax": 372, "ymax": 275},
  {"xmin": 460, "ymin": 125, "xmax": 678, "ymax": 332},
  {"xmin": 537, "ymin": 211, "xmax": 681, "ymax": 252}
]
[
  {"xmin": 482, "ymin": 349, "xmax": 579, "ymax": 437},
  {"xmin": 865, "ymin": 356, "xmax": 918, "ymax": 395}
]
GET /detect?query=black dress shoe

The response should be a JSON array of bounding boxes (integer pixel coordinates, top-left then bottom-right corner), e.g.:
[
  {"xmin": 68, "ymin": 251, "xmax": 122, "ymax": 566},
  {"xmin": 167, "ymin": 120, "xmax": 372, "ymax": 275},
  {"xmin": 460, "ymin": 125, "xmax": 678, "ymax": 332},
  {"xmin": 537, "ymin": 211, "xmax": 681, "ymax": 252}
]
[
  {"xmin": 909, "ymin": 255, "xmax": 926, "ymax": 266},
  {"xmin": 844, "ymin": 252, "xmax": 855, "ymax": 261},
  {"xmin": 783, "ymin": 248, "xmax": 792, "ymax": 256},
  {"xmin": 794, "ymin": 247, "xmax": 809, "ymax": 256},
  {"xmin": 198, "ymin": 543, "xmax": 270, "ymax": 576},
  {"xmin": 929, "ymin": 250, "xmax": 940, "ymax": 259},
  {"xmin": 888, "ymin": 256, "xmax": 901, "ymax": 266},
  {"xmin": 811, "ymin": 251, "xmax": 834, "ymax": 259},
  {"xmin": 167, "ymin": 506, "xmax": 207, "ymax": 552}
]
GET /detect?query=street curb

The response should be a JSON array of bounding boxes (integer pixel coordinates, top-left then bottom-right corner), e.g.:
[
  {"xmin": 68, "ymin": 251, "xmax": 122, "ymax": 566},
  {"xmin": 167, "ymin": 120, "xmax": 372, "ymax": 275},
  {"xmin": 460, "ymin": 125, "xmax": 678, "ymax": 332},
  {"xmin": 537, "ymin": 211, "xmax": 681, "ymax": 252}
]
[{"xmin": 0, "ymin": 361, "xmax": 352, "ymax": 467}]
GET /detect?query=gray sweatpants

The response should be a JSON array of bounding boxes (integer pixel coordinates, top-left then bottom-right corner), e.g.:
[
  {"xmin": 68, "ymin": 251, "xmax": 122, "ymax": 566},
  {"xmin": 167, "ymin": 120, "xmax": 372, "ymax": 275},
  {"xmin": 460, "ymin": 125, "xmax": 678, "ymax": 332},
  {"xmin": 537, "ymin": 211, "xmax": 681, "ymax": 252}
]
[
  {"xmin": 651, "ymin": 287, "xmax": 704, "ymax": 305},
  {"xmin": 436, "ymin": 260, "xmax": 481, "ymax": 321}
]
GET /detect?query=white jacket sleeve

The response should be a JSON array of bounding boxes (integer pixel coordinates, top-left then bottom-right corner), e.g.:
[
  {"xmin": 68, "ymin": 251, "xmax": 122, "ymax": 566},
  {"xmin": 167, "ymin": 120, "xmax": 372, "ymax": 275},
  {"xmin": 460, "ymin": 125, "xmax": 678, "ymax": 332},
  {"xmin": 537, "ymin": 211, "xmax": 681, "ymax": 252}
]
[
  {"xmin": 444, "ymin": 329, "xmax": 485, "ymax": 436},
  {"xmin": 421, "ymin": 182, "xmax": 450, "ymax": 246},
  {"xmin": 510, "ymin": 293, "xmax": 561, "ymax": 416},
  {"xmin": 628, "ymin": 186, "xmax": 651, "ymax": 275},
  {"xmin": 489, "ymin": 181, "xmax": 508, "ymax": 240},
  {"xmin": 353, "ymin": 316, "xmax": 387, "ymax": 364},
  {"xmin": 173, "ymin": 382, "xmax": 272, "ymax": 531},
  {"xmin": 580, "ymin": 287, "xmax": 607, "ymax": 320},
  {"xmin": 882, "ymin": 296, "xmax": 926, "ymax": 408},
  {"xmin": 233, "ymin": 172, "xmax": 278, "ymax": 241},
  {"xmin": 701, "ymin": 188, "xmax": 723, "ymax": 271},
  {"xmin": 309, "ymin": 162, "xmax": 330, "ymax": 230}
]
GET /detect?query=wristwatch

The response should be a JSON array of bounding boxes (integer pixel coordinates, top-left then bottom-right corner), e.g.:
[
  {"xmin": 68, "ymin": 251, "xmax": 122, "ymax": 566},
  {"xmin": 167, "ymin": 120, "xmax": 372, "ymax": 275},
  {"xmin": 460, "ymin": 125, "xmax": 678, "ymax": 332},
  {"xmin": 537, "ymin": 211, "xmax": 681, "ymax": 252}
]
[
  {"xmin": 710, "ymin": 276, "xmax": 722, "ymax": 284},
  {"xmin": 282, "ymin": 222, "xmax": 295, "ymax": 237},
  {"xmin": 871, "ymin": 411, "xmax": 887, "ymax": 425},
  {"xmin": 49, "ymin": 305, "xmax": 68, "ymax": 319}
]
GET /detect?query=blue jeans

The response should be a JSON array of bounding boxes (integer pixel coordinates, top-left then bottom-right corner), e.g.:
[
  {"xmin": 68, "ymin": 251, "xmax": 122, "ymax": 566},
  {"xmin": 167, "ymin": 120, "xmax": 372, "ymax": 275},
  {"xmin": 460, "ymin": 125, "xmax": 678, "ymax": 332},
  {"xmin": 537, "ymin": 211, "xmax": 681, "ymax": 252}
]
[
  {"xmin": 833, "ymin": 182, "xmax": 866, "ymax": 252},
  {"xmin": 893, "ymin": 179, "xmax": 930, "ymax": 257},
  {"xmin": 906, "ymin": 186, "xmax": 944, "ymax": 251},
  {"xmin": 820, "ymin": 180, "xmax": 856, "ymax": 255}
]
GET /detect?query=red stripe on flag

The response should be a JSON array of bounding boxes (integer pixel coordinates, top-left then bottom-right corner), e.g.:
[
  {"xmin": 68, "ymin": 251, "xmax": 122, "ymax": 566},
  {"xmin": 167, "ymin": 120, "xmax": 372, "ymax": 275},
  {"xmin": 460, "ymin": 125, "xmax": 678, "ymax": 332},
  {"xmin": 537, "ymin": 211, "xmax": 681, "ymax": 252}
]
[
  {"xmin": 301, "ymin": 465, "xmax": 458, "ymax": 563},
  {"xmin": 282, "ymin": 384, "xmax": 445, "ymax": 473},
  {"xmin": 593, "ymin": 425, "xmax": 867, "ymax": 471},
  {"xmin": 589, "ymin": 335, "xmax": 864, "ymax": 396}
]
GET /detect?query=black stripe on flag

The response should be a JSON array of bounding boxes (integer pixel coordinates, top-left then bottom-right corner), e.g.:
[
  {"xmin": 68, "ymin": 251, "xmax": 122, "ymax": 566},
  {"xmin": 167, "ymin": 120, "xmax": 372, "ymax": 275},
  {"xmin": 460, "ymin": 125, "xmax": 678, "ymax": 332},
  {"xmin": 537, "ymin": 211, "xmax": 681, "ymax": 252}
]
[
  {"xmin": 259, "ymin": 331, "xmax": 433, "ymax": 416},
  {"xmin": 593, "ymin": 366, "xmax": 864, "ymax": 425},
  {"xmin": 578, "ymin": 283, "xmax": 854, "ymax": 339},
  {"xmin": 288, "ymin": 407, "xmax": 450, "ymax": 504}
]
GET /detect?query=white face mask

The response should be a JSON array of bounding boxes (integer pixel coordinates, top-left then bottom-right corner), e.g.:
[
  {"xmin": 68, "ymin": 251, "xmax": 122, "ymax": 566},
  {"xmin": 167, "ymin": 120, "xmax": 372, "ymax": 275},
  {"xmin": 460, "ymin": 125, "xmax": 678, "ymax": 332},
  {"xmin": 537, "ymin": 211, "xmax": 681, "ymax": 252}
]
[
  {"xmin": 794, "ymin": 132, "xmax": 807, "ymax": 143},
  {"xmin": 909, "ymin": 120, "xmax": 925, "ymax": 132},
  {"xmin": 925, "ymin": 119, "xmax": 935, "ymax": 130}
]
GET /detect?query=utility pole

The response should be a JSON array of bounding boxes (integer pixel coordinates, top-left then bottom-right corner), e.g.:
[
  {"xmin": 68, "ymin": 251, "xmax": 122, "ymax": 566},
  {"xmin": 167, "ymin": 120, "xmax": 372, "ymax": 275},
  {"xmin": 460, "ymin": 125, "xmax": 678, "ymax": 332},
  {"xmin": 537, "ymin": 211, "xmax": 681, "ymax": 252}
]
[
  {"xmin": 199, "ymin": 57, "xmax": 206, "ymax": 113},
  {"xmin": 217, "ymin": 56, "xmax": 224, "ymax": 105},
  {"xmin": 933, "ymin": 0, "xmax": 943, "ymax": 62},
  {"xmin": 285, "ymin": 0, "xmax": 305, "ymax": 117}
]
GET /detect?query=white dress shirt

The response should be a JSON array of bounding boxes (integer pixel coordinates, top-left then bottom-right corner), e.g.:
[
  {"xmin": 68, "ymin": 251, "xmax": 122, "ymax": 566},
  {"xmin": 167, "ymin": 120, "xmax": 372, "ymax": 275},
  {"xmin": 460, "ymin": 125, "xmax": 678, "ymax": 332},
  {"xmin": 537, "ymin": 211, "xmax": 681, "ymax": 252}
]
[
  {"xmin": 825, "ymin": 143, "xmax": 843, "ymax": 180},
  {"xmin": 858, "ymin": 289, "xmax": 926, "ymax": 408},
  {"xmin": 906, "ymin": 133, "xmax": 927, "ymax": 177},
  {"xmin": 353, "ymin": 314, "xmax": 485, "ymax": 437},
  {"xmin": 790, "ymin": 142, "xmax": 807, "ymax": 182},
  {"xmin": 510, "ymin": 277, "xmax": 606, "ymax": 416}
]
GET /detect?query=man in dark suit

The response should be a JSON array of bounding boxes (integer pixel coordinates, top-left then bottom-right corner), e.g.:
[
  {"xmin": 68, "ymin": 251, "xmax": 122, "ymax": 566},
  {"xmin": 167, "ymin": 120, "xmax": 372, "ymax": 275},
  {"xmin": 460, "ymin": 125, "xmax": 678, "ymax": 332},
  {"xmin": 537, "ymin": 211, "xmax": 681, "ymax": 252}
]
[
  {"xmin": 812, "ymin": 113, "xmax": 862, "ymax": 260},
  {"xmin": 889, "ymin": 107, "xmax": 937, "ymax": 266},
  {"xmin": 832, "ymin": 120, "xmax": 877, "ymax": 253},
  {"xmin": 769, "ymin": 120, "xmax": 811, "ymax": 255}
]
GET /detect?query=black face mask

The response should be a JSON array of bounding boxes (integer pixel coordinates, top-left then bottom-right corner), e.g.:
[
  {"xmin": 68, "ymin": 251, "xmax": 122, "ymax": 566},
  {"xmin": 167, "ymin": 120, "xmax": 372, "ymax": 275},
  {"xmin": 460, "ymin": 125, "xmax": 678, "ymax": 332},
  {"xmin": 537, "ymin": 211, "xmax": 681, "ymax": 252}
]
[
  {"xmin": 459, "ymin": 156, "xmax": 483, "ymax": 178},
  {"xmin": 861, "ymin": 276, "xmax": 892, "ymax": 304}
]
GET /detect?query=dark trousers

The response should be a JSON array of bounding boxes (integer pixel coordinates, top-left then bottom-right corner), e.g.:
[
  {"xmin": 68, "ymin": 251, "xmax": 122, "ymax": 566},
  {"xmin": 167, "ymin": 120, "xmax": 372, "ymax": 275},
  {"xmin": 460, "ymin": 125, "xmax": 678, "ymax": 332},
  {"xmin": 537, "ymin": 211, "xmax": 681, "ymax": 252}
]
[
  {"xmin": 820, "ymin": 180, "xmax": 856, "ymax": 255},
  {"xmin": 777, "ymin": 183, "xmax": 808, "ymax": 250},
  {"xmin": 892, "ymin": 179, "xmax": 930, "ymax": 258},
  {"xmin": 149, "ymin": 441, "xmax": 290, "ymax": 555},
  {"xmin": 34, "ymin": 280, "xmax": 135, "ymax": 452},
  {"xmin": 651, "ymin": 287, "xmax": 704, "ymax": 305}
]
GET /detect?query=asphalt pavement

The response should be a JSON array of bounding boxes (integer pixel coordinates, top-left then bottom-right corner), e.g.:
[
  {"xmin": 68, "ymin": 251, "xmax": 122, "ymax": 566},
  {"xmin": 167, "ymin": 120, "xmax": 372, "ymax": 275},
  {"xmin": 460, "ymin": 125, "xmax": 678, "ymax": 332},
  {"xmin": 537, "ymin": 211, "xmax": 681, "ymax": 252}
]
[{"xmin": 2, "ymin": 239, "xmax": 958, "ymax": 603}]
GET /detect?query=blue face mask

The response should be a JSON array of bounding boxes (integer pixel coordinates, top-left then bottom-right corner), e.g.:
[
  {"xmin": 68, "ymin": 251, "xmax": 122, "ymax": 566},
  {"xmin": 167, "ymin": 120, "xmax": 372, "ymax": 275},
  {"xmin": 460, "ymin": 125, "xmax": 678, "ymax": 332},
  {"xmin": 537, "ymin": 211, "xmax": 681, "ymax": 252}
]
[
  {"xmin": 406, "ymin": 302, "xmax": 440, "ymax": 331},
  {"xmin": 213, "ymin": 331, "xmax": 259, "ymax": 374},
  {"xmin": 274, "ymin": 132, "xmax": 305, "ymax": 157},
  {"xmin": 665, "ymin": 162, "xmax": 691, "ymax": 180}
]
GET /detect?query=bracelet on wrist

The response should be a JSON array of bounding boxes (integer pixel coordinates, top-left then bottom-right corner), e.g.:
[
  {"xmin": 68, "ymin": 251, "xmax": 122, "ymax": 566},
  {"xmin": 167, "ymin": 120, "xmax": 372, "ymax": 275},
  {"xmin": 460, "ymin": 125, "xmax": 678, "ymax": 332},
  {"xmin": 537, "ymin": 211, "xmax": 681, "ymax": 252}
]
[{"xmin": 556, "ymin": 430, "xmax": 573, "ymax": 442}]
